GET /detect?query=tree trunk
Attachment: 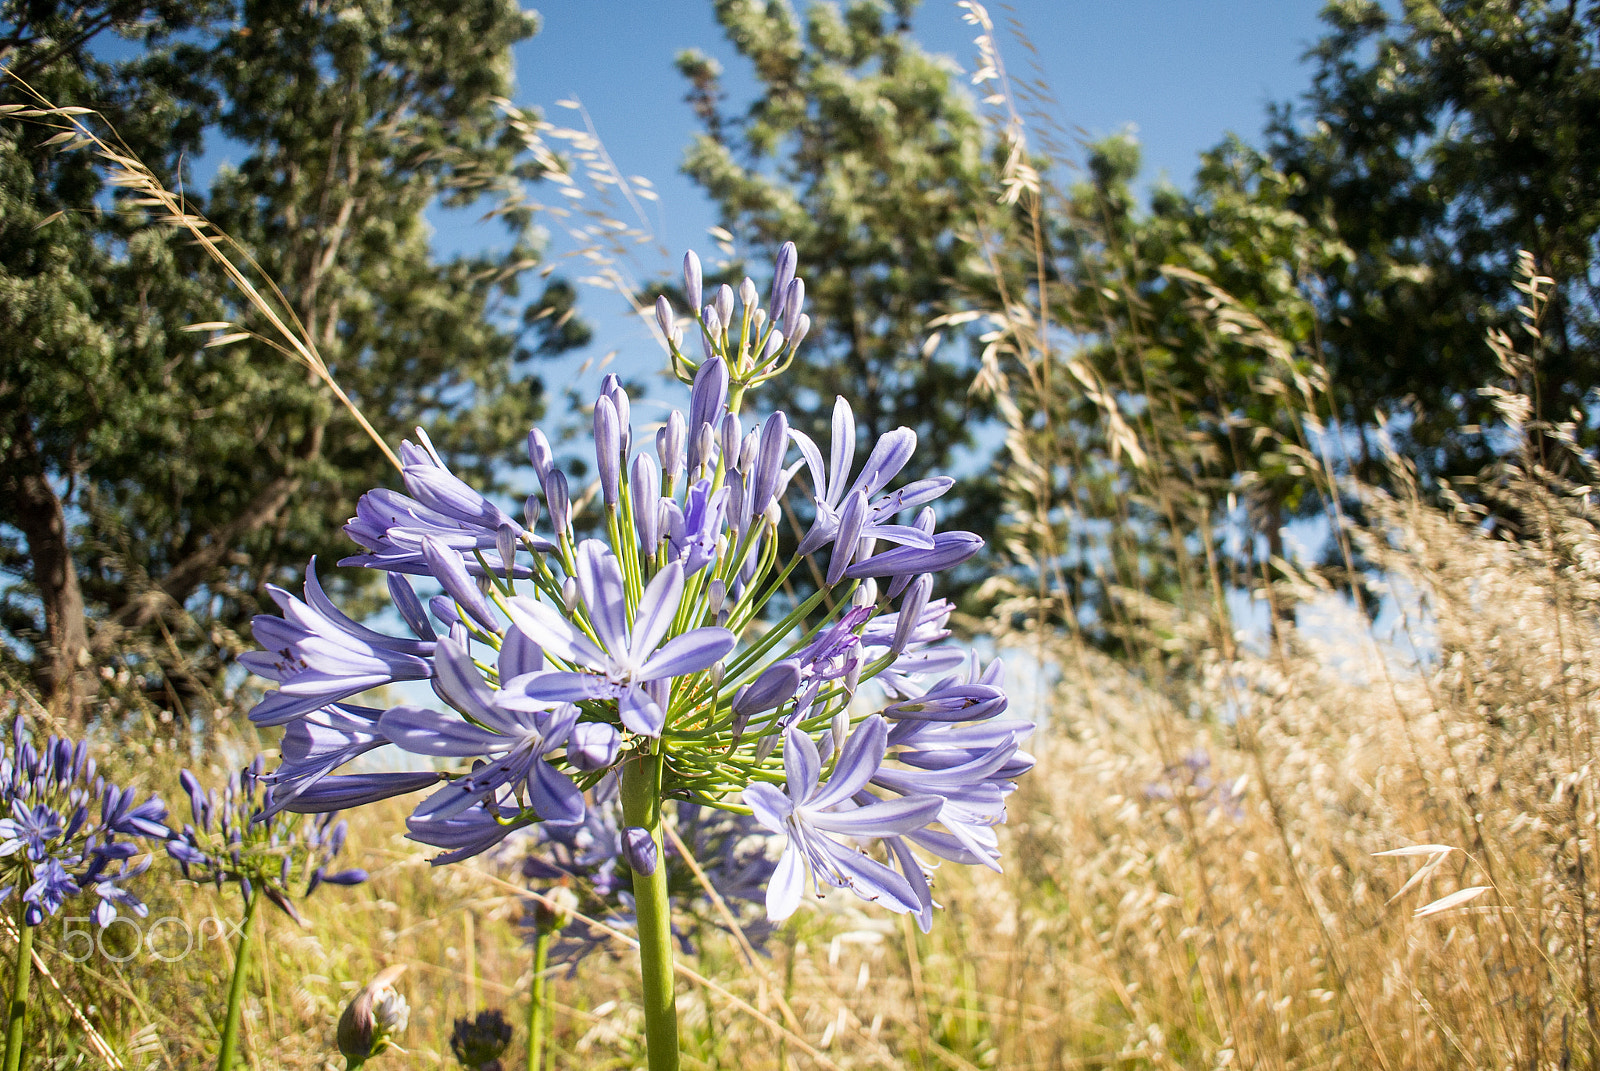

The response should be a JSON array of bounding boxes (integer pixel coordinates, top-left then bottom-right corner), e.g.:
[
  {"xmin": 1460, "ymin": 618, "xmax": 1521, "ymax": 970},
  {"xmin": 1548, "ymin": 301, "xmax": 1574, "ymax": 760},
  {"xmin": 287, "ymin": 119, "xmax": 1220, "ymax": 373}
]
[{"xmin": 2, "ymin": 415, "xmax": 90, "ymax": 715}]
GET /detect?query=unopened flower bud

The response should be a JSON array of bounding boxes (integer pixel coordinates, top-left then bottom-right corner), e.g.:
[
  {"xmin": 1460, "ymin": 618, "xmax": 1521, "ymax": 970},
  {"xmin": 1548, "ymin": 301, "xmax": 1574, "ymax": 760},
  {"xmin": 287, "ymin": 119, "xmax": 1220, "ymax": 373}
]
[
  {"xmin": 755, "ymin": 733, "xmax": 779, "ymax": 763},
  {"xmin": 713, "ymin": 283, "xmax": 734, "ymax": 331},
  {"xmin": 522, "ymin": 495, "xmax": 541, "ymax": 533},
  {"xmin": 654, "ymin": 294, "xmax": 674, "ymax": 340},
  {"xmin": 769, "ymin": 241, "xmax": 798, "ymax": 314},
  {"xmin": 658, "ymin": 411, "xmax": 686, "ymax": 482},
  {"xmin": 337, "ymin": 965, "xmax": 409, "ymax": 1066},
  {"xmin": 691, "ymin": 422, "xmax": 717, "ymax": 478},
  {"xmin": 788, "ymin": 313, "xmax": 810, "ymax": 351},
  {"xmin": 719, "ymin": 413, "xmax": 742, "ymax": 472},
  {"xmin": 495, "ymin": 524, "xmax": 518, "ymax": 575},
  {"xmin": 890, "ymin": 574, "xmax": 934, "ymax": 657},
  {"xmin": 831, "ymin": 707, "xmax": 850, "ymax": 751},
  {"xmin": 594, "ymin": 395, "xmax": 621, "ymax": 509},
  {"xmin": 684, "ymin": 250, "xmax": 703, "ymax": 312},
  {"xmin": 622, "ymin": 827, "xmax": 658, "ymax": 875},
  {"xmin": 701, "ymin": 304, "xmax": 722, "ymax": 341},
  {"xmin": 561, "ymin": 577, "xmax": 580, "ymax": 613},
  {"xmin": 732, "ymin": 659, "xmax": 801, "ymax": 719},
  {"xmin": 545, "ymin": 470, "xmax": 571, "ymax": 536},
  {"xmin": 429, "ymin": 595, "xmax": 461, "ymax": 628},
  {"xmin": 688, "ymin": 358, "xmax": 727, "ymax": 443},
  {"xmin": 706, "ymin": 579, "xmax": 726, "ymax": 616},
  {"xmin": 760, "ymin": 329, "xmax": 785, "ymax": 365},
  {"xmin": 527, "ymin": 428, "xmax": 555, "ymax": 486},
  {"xmin": 781, "ymin": 277, "xmax": 805, "ymax": 338},
  {"xmin": 852, "ymin": 578, "xmax": 878, "ymax": 608}
]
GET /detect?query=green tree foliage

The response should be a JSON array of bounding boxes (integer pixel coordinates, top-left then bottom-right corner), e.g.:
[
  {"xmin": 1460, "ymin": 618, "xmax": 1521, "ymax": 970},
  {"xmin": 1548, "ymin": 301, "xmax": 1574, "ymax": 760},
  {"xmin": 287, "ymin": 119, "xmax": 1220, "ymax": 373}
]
[
  {"xmin": 980, "ymin": 129, "xmax": 1346, "ymax": 645},
  {"xmin": 677, "ymin": 0, "xmax": 1009, "ymax": 553},
  {"xmin": 0, "ymin": 0, "xmax": 581, "ymax": 715},
  {"xmin": 1267, "ymin": 0, "xmax": 1600, "ymax": 481}
]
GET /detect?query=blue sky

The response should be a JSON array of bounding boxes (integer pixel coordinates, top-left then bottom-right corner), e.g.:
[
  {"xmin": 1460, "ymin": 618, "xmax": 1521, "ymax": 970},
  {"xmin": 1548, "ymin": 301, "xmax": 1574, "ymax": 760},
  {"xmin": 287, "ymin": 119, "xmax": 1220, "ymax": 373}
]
[{"xmin": 456, "ymin": 0, "xmax": 1334, "ymax": 393}]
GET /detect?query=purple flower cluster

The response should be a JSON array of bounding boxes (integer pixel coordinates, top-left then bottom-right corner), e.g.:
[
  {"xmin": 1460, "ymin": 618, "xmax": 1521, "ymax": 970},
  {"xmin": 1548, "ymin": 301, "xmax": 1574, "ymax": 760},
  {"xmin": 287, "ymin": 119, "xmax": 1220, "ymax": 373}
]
[
  {"xmin": 240, "ymin": 242, "xmax": 1029, "ymax": 930},
  {"xmin": 167, "ymin": 756, "xmax": 366, "ymax": 920},
  {"xmin": 0, "ymin": 718, "xmax": 169, "ymax": 927}
]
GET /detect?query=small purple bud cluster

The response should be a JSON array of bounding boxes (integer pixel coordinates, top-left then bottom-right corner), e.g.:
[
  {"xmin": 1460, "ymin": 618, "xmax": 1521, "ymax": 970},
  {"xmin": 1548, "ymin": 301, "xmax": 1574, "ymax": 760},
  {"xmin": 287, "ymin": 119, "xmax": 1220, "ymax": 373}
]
[
  {"xmin": 0, "ymin": 718, "xmax": 168, "ymax": 927},
  {"xmin": 240, "ymin": 243, "xmax": 1030, "ymax": 931},
  {"xmin": 166, "ymin": 756, "xmax": 366, "ymax": 920}
]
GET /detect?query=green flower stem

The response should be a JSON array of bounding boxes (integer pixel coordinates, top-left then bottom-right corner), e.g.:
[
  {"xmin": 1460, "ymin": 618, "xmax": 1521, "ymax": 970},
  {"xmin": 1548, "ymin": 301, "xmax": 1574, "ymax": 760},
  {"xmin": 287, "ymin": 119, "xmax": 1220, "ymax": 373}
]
[
  {"xmin": 216, "ymin": 885, "xmax": 262, "ymax": 1071},
  {"xmin": 619, "ymin": 749, "xmax": 678, "ymax": 1071},
  {"xmin": 527, "ymin": 925, "xmax": 551, "ymax": 1071},
  {"xmin": 4, "ymin": 901, "xmax": 33, "ymax": 1071}
]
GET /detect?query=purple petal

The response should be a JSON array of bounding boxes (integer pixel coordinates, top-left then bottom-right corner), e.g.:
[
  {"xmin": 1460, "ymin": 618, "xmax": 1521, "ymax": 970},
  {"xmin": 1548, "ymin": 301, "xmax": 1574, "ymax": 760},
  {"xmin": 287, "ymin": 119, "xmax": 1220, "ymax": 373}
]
[
  {"xmin": 808, "ymin": 794, "xmax": 942, "ymax": 837},
  {"xmin": 378, "ymin": 705, "xmax": 502, "ymax": 757},
  {"xmin": 744, "ymin": 782, "xmax": 794, "ymax": 833},
  {"xmin": 422, "ymin": 536, "xmax": 501, "ymax": 633},
  {"xmin": 432, "ymin": 637, "xmax": 509, "ymax": 729},
  {"xmin": 498, "ymin": 625, "xmax": 544, "ymax": 680},
  {"xmin": 849, "ymin": 428, "xmax": 916, "ymax": 499},
  {"xmin": 629, "ymin": 561, "xmax": 684, "ymax": 666},
  {"xmin": 576, "ymin": 541, "xmax": 630, "ymax": 654},
  {"xmin": 827, "ymin": 397, "xmax": 855, "ymax": 505},
  {"xmin": 828, "ymin": 489, "xmax": 870, "ymax": 585},
  {"xmin": 808, "ymin": 715, "xmax": 888, "ymax": 810},
  {"xmin": 278, "ymin": 772, "xmax": 440, "ymax": 813},
  {"xmin": 783, "ymin": 729, "xmax": 822, "ymax": 799},
  {"xmin": 766, "ymin": 843, "xmax": 804, "ymax": 921},
  {"xmin": 619, "ymin": 685, "xmax": 664, "ymax": 737},
  {"xmin": 527, "ymin": 761, "xmax": 585, "ymax": 824},
  {"xmin": 505, "ymin": 597, "xmax": 606, "ymax": 669},
  {"xmin": 514, "ymin": 670, "xmax": 614, "ymax": 703},
  {"xmin": 819, "ymin": 838, "xmax": 924, "ymax": 915},
  {"xmin": 637, "ymin": 627, "xmax": 735, "ymax": 681},
  {"xmin": 845, "ymin": 532, "xmax": 983, "ymax": 579}
]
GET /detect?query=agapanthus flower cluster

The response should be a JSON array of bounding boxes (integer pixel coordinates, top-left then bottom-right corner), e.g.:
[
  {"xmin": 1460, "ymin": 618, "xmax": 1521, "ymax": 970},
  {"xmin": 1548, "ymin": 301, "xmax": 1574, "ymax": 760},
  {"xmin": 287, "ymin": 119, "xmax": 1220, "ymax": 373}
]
[
  {"xmin": 166, "ymin": 756, "xmax": 366, "ymax": 920},
  {"xmin": 0, "ymin": 717, "xmax": 168, "ymax": 927},
  {"xmin": 243, "ymin": 242, "xmax": 1032, "ymax": 929}
]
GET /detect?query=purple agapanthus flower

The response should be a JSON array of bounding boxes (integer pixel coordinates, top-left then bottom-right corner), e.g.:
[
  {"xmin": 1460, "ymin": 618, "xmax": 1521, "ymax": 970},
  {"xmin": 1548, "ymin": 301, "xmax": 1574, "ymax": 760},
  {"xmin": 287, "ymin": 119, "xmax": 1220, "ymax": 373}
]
[
  {"xmin": 789, "ymin": 398, "xmax": 952, "ymax": 563},
  {"xmin": 508, "ymin": 542, "xmax": 735, "ymax": 736},
  {"xmin": 380, "ymin": 638, "xmax": 584, "ymax": 827},
  {"xmin": 341, "ymin": 430, "xmax": 552, "ymax": 576},
  {"xmin": 242, "ymin": 562, "xmax": 434, "ymax": 726},
  {"xmin": 745, "ymin": 716, "xmax": 942, "ymax": 922}
]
